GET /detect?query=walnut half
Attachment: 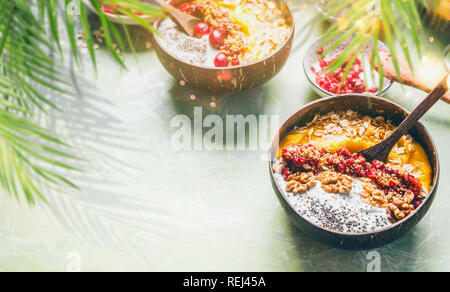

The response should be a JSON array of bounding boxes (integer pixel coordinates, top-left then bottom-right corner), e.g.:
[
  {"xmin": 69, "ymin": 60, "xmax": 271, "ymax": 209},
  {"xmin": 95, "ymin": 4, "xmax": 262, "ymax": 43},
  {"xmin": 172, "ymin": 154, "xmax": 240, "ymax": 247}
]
[
  {"xmin": 285, "ymin": 172, "xmax": 316, "ymax": 194},
  {"xmin": 317, "ymin": 171, "xmax": 353, "ymax": 194}
]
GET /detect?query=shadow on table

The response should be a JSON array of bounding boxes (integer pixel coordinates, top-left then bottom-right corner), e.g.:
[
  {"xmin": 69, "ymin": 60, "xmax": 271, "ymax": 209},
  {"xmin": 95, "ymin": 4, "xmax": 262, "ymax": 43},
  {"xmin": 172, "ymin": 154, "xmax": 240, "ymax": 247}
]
[
  {"xmin": 30, "ymin": 58, "xmax": 191, "ymax": 266},
  {"xmin": 169, "ymin": 82, "xmax": 272, "ymax": 116},
  {"xmin": 165, "ymin": 77, "xmax": 323, "ymax": 154},
  {"xmin": 168, "ymin": 79, "xmax": 322, "ymax": 114},
  {"xmin": 84, "ymin": 10, "xmax": 156, "ymax": 54},
  {"xmin": 283, "ymin": 213, "xmax": 433, "ymax": 272}
]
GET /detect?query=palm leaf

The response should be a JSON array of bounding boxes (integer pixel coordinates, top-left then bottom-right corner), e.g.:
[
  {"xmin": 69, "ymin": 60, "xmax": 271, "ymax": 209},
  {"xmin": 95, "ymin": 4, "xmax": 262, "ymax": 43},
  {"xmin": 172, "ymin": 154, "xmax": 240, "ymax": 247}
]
[
  {"xmin": 0, "ymin": 0, "xmax": 439, "ymax": 205},
  {"xmin": 0, "ymin": 0, "xmax": 164, "ymax": 204},
  {"xmin": 318, "ymin": 0, "xmax": 430, "ymax": 89},
  {"xmin": 0, "ymin": 0, "xmax": 81, "ymax": 204}
]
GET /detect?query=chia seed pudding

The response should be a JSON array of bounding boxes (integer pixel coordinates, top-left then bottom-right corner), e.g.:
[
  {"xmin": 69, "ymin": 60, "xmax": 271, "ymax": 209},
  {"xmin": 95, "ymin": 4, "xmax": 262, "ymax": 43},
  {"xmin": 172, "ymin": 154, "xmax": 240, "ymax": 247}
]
[{"xmin": 158, "ymin": 17, "xmax": 219, "ymax": 67}]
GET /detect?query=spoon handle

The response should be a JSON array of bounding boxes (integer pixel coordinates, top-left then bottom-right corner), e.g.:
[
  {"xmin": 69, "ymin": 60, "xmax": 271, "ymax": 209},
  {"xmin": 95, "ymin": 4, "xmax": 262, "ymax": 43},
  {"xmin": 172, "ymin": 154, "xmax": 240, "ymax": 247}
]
[
  {"xmin": 152, "ymin": 0, "xmax": 199, "ymax": 37},
  {"xmin": 384, "ymin": 73, "xmax": 449, "ymax": 149},
  {"xmin": 154, "ymin": 0, "xmax": 178, "ymax": 12},
  {"xmin": 378, "ymin": 50, "xmax": 450, "ymax": 104}
]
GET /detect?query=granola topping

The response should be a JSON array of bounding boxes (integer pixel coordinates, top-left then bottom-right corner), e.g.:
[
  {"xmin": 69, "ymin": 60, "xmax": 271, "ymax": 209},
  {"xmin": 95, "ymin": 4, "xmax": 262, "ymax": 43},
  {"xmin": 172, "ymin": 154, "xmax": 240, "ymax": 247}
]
[
  {"xmin": 275, "ymin": 111, "xmax": 432, "ymax": 228},
  {"xmin": 280, "ymin": 144, "xmax": 425, "ymax": 223}
]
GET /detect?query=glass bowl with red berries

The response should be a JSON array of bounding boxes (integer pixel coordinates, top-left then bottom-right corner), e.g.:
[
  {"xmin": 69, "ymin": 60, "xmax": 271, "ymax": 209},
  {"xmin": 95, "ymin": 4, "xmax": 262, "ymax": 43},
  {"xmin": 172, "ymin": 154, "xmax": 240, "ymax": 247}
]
[
  {"xmin": 152, "ymin": 0, "xmax": 294, "ymax": 92},
  {"xmin": 303, "ymin": 34, "xmax": 393, "ymax": 98},
  {"xmin": 83, "ymin": 0, "xmax": 161, "ymax": 25}
]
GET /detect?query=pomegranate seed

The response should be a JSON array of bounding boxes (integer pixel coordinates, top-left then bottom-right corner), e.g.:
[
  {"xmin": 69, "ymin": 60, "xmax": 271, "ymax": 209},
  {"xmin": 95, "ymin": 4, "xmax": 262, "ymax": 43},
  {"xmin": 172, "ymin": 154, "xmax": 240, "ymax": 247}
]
[
  {"xmin": 338, "ymin": 163, "xmax": 345, "ymax": 173},
  {"xmin": 313, "ymin": 51, "xmax": 378, "ymax": 94}
]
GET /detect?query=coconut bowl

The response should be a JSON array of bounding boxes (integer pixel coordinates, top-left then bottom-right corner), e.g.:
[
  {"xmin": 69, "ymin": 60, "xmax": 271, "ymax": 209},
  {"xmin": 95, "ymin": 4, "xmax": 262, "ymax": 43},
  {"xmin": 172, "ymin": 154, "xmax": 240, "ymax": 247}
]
[
  {"xmin": 269, "ymin": 94, "xmax": 439, "ymax": 249},
  {"xmin": 152, "ymin": 0, "xmax": 294, "ymax": 93}
]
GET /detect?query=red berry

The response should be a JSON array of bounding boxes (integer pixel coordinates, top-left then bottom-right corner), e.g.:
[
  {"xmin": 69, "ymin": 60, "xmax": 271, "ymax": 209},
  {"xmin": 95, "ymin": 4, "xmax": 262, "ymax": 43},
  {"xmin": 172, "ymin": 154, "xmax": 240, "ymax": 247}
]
[
  {"xmin": 214, "ymin": 53, "xmax": 228, "ymax": 67},
  {"xmin": 178, "ymin": 3, "xmax": 200, "ymax": 16},
  {"xmin": 338, "ymin": 163, "xmax": 345, "ymax": 173},
  {"xmin": 209, "ymin": 29, "xmax": 225, "ymax": 49},
  {"xmin": 102, "ymin": 5, "xmax": 116, "ymax": 14},
  {"xmin": 194, "ymin": 22, "xmax": 210, "ymax": 38},
  {"xmin": 231, "ymin": 56, "xmax": 240, "ymax": 66},
  {"xmin": 297, "ymin": 157, "xmax": 306, "ymax": 165}
]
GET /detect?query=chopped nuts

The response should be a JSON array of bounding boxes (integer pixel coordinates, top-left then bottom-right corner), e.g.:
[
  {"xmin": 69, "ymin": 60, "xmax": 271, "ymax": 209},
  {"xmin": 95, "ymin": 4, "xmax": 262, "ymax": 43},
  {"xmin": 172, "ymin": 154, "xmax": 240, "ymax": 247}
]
[
  {"xmin": 285, "ymin": 172, "xmax": 316, "ymax": 194},
  {"xmin": 362, "ymin": 182, "xmax": 417, "ymax": 222},
  {"xmin": 388, "ymin": 203, "xmax": 406, "ymax": 220},
  {"xmin": 362, "ymin": 183, "xmax": 387, "ymax": 208},
  {"xmin": 317, "ymin": 171, "xmax": 353, "ymax": 194}
]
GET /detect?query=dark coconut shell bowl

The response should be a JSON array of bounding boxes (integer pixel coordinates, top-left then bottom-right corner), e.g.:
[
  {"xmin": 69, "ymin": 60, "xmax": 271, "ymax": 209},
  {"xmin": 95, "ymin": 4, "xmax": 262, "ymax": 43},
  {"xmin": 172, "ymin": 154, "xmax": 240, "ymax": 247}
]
[
  {"xmin": 152, "ymin": 0, "xmax": 294, "ymax": 93},
  {"xmin": 269, "ymin": 95, "xmax": 439, "ymax": 250}
]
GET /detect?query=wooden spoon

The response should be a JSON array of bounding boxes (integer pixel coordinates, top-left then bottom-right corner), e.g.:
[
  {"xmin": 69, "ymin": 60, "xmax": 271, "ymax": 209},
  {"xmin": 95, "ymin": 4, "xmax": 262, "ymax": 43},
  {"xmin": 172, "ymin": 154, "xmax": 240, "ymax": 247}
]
[
  {"xmin": 377, "ymin": 49, "xmax": 450, "ymax": 104},
  {"xmin": 359, "ymin": 73, "xmax": 449, "ymax": 163},
  {"xmin": 152, "ymin": 0, "xmax": 201, "ymax": 37}
]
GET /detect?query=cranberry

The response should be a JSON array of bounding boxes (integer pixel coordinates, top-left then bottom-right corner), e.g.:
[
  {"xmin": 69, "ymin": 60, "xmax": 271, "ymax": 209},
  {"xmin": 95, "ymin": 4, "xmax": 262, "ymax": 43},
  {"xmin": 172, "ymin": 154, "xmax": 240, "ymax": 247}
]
[
  {"xmin": 214, "ymin": 53, "xmax": 228, "ymax": 67},
  {"xmin": 194, "ymin": 22, "xmax": 210, "ymax": 38},
  {"xmin": 209, "ymin": 29, "xmax": 225, "ymax": 49}
]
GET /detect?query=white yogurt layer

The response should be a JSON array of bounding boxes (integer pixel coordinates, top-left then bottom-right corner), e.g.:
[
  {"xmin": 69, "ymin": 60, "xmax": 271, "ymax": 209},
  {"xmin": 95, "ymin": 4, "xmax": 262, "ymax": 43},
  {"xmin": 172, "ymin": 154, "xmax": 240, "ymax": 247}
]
[
  {"xmin": 157, "ymin": 18, "xmax": 219, "ymax": 67},
  {"xmin": 274, "ymin": 170, "xmax": 392, "ymax": 233}
]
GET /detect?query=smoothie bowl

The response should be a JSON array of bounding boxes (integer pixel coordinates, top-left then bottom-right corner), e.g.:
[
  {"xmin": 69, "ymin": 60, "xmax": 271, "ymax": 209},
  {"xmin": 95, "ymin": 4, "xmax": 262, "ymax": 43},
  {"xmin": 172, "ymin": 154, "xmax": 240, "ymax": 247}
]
[
  {"xmin": 269, "ymin": 95, "xmax": 439, "ymax": 249},
  {"xmin": 152, "ymin": 0, "xmax": 294, "ymax": 92}
]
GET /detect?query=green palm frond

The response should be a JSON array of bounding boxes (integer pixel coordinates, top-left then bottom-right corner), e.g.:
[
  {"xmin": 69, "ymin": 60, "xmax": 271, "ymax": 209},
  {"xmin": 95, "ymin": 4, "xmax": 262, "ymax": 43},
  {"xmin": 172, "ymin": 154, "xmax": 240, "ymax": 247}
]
[
  {"xmin": 78, "ymin": 0, "xmax": 164, "ymax": 69},
  {"xmin": 0, "ymin": 0, "xmax": 163, "ymax": 204},
  {"xmin": 0, "ymin": 0, "xmax": 444, "ymax": 205},
  {"xmin": 317, "ymin": 0, "xmax": 440, "ymax": 92},
  {"xmin": 0, "ymin": 0, "xmax": 79, "ymax": 204}
]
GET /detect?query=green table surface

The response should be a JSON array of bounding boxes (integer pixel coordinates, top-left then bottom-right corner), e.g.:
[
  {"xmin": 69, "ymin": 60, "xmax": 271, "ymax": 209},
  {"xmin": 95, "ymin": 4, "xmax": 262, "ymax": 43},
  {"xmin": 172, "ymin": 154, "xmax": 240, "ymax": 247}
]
[{"xmin": 0, "ymin": 2, "xmax": 449, "ymax": 272}]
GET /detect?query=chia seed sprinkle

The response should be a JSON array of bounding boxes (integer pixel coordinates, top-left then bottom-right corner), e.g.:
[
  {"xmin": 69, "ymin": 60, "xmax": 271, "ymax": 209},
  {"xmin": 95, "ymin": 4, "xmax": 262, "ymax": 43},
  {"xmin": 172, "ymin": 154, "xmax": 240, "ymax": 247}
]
[{"xmin": 274, "ymin": 169, "xmax": 391, "ymax": 233}]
